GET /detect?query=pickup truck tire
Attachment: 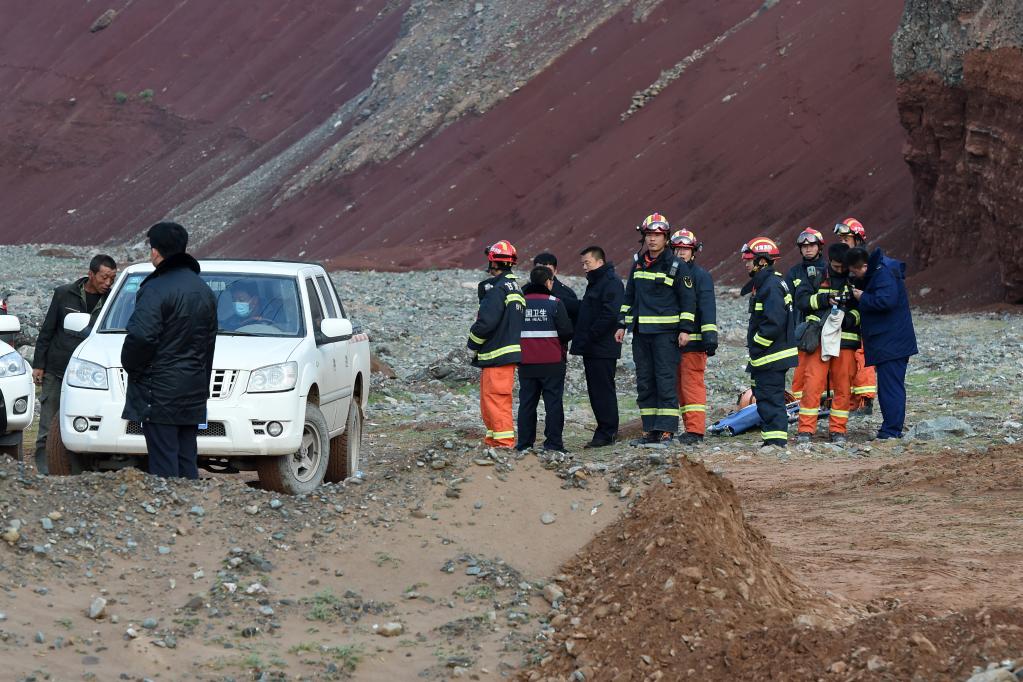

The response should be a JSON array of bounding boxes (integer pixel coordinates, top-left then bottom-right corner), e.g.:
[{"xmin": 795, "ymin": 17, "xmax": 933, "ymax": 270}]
[
  {"xmin": 325, "ymin": 399, "xmax": 362, "ymax": 482},
  {"xmin": 257, "ymin": 402, "xmax": 329, "ymax": 494},
  {"xmin": 0, "ymin": 435, "xmax": 23, "ymax": 460},
  {"xmin": 46, "ymin": 415, "xmax": 87, "ymax": 475}
]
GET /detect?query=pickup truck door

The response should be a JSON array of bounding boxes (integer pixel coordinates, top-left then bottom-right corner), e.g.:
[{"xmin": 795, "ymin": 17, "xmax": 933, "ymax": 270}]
[{"xmin": 303, "ymin": 275, "xmax": 349, "ymax": 433}]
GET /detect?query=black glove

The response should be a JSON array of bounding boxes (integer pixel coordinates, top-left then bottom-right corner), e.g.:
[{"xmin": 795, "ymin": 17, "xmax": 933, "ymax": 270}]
[{"xmin": 704, "ymin": 343, "xmax": 717, "ymax": 357}]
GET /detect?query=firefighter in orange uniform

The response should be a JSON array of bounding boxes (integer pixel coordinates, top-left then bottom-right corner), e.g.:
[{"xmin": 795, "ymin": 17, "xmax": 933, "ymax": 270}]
[
  {"xmin": 833, "ymin": 217, "xmax": 876, "ymax": 414},
  {"xmin": 468, "ymin": 241, "xmax": 525, "ymax": 447},
  {"xmin": 670, "ymin": 229, "xmax": 717, "ymax": 445},
  {"xmin": 786, "ymin": 228, "xmax": 827, "ymax": 402}
]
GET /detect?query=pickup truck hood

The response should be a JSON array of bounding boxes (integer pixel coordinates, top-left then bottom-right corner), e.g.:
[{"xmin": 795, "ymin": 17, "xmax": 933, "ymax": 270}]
[{"xmin": 76, "ymin": 334, "xmax": 303, "ymax": 371}]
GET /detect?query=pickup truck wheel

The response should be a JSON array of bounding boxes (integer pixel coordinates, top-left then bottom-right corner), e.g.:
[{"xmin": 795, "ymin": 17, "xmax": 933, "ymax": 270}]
[
  {"xmin": 326, "ymin": 399, "xmax": 362, "ymax": 482},
  {"xmin": 46, "ymin": 414, "xmax": 87, "ymax": 475},
  {"xmin": 257, "ymin": 402, "xmax": 329, "ymax": 494},
  {"xmin": 0, "ymin": 435, "xmax": 23, "ymax": 460}
]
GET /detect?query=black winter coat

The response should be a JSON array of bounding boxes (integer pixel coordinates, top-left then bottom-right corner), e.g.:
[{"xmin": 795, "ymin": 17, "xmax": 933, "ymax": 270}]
[
  {"xmin": 121, "ymin": 253, "xmax": 218, "ymax": 425},
  {"xmin": 746, "ymin": 268, "xmax": 798, "ymax": 373},
  {"xmin": 33, "ymin": 277, "xmax": 108, "ymax": 376},
  {"xmin": 550, "ymin": 277, "xmax": 580, "ymax": 324},
  {"xmin": 786, "ymin": 257, "xmax": 826, "ymax": 326},
  {"xmin": 570, "ymin": 262, "xmax": 624, "ymax": 359},
  {"xmin": 468, "ymin": 271, "xmax": 525, "ymax": 367}
]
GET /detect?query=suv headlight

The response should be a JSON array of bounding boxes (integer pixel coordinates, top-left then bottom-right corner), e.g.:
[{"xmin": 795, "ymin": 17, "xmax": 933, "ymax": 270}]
[
  {"xmin": 0, "ymin": 351, "xmax": 27, "ymax": 378},
  {"xmin": 67, "ymin": 357, "xmax": 109, "ymax": 390},
  {"xmin": 247, "ymin": 362, "xmax": 298, "ymax": 393}
]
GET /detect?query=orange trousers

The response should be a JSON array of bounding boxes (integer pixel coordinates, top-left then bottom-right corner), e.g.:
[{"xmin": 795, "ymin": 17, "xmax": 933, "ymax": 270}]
[
  {"xmin": 676, "ymin": 352, "xmax": 708, "ymax": 435},
  {"xmin": 480, "ymin": 365, "xmax": 516, "ymax": 447},
  {"xmin": 791, "ymin": 350, "xmax": 810, "ymax": 399},
  {"xmin": 851, "ymin": 346, "xmax": 877, "ymax": 408},
  {"xmin": 797, "ymin": 348, "xmax": 857, "ymax": 434}
]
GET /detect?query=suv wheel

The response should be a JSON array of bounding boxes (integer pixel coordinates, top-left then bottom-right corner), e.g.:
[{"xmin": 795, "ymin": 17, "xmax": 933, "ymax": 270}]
[
  {"xmin": 257, "ymin": 402, "xmax": 329, "ymax": 494},
  {"xmin": 326, "ymin": 398, "xmax": 362, "ymax": 483},
  {"xmin": 0, "ymin": 434, "xmax": 23, "ymax": 460},
  {"xmin": 46, "ymin": 415, "xmax": 89, "ymax": 475}
]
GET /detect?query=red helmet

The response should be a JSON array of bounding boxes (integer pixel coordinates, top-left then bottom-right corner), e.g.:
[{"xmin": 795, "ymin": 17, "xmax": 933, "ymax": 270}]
[
  {"xmin": 741, "ymin": 236, "xmax": 780, "ymax": 260},
  {"xmin": 484, "ymin": 239, "xmax": 517, "ymax": 265},
  {"xmin": 670, "ymin": 228, "xmax": 702, "ymax": 252},
  {"xmin": 834, "ymin": 217, "xmax": 866, "ymax": 241},
  {"xmin": 795, "ymin": 227, "xmax": 824, "ymax": 246},
  {"xmin": 637, "ymin": 212, "xmax": 670, "ymax": 234}
]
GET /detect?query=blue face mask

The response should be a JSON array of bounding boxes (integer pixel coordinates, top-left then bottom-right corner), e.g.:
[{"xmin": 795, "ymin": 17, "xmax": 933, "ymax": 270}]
[{"xmin": 234, "ymin": 301, "xmax": 251, "ymax": 317}]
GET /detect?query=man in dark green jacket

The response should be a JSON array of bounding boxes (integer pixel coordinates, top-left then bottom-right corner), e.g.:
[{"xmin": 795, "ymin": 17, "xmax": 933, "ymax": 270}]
[
  {"xmin": 32, "ymin": 254, "xmax": 117, "ymax": 472},
  {"xmin": 742, "ymin": 237, "xmax": 798, "ymax": 448}
]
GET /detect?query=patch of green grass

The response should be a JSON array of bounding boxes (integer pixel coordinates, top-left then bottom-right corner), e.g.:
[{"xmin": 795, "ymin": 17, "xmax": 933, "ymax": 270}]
[
  {"xmin": 289, "ymin": 641, "xmax": 318, "ymax": 654},
  {"xmin": 303, "ymin": 589, "xmax": 343, "ymax": 622},
  {"xmin": 114, "ymin": 91, "xmax": 128, "ymax": 104},
  {"xmin": 324, "ymin": 644, "xmax": 362, "ymax": 671},
  {"xmin": 55, "ymin": 617, "xmax": 73, "ymax": 630},
  {"xmin": 455, "ymin": 583, "xmax": 494, "ymax": 601},
  {"xmin": 375, "ymin": 551, "xmax": 402, "ymax": 568},
  {"xmin": 138, "ymin": 88, "xmax": 154, "ymax": 101}
]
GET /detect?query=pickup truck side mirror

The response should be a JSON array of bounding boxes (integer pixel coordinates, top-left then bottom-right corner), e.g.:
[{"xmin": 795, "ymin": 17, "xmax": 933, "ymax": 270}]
[
  {"xmin": 63, "ymin": 312, "xmax": 91, "ymax": 333},
  {"xmin": 319, "ymin": 318, "xmax": 353, "ymax": 341},
  {"xmin": 0, "ymin": 315, "xmax": 20, "ymax": 334}
]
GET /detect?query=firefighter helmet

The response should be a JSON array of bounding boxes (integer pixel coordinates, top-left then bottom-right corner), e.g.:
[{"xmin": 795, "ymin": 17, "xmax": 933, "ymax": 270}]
[
  {"xmin": 834, "ymin": 217, "xmax": 866, "ymax": 241},
  {"xmin": 484, "ymin": 240, "xmax": 517, "ymax": 265},
  {"xmin": 740, "ymin": 236, "xmax": 780, "ymax": 260},
  {"xmin": 637, "ymin": 213, "xmax": 670, "ymax": 234},
  {"xmin": 795, "ymin": 227, "xmax": 824, "ymax": 246},
  {"xmin": 670, "ymin": 228, "xmax": 703, "ymax": 252}
]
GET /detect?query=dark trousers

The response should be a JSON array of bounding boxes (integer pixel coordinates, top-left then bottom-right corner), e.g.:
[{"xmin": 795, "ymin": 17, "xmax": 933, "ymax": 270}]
[
  {"xmin": 633, "ymin": 333, "xmax": 681, "ymax": 433},
  {"xmin": 875, "ymin": 357, "xmax": 909, "ymax": 438},
  {"xmin": 752, "ymin": 367, "xmax": 788, "ymax": 445},
  {"xmin": 142, "ymin": 422, "xmax": 199, "ymax": 479},
  {"xmin": 516, "ymin": 370, "xmax": 566, "ymax": 450},
  {"xmin": 33, "ymin": 371, "xmax": 63, "ymax": 474},
  {"xmin": 583, "ymin": 356, "xmax": 619, "ymax": 443}
]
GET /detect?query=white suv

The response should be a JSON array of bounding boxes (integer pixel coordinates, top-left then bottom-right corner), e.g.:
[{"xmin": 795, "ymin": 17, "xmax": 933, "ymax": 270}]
[
  {"xmin": 0, "ymin": 315, "xmax": 34, "ymax": 459},
  {"xmin": 51, "ymin": 260, "xmax": 370, "ymax": 494}
]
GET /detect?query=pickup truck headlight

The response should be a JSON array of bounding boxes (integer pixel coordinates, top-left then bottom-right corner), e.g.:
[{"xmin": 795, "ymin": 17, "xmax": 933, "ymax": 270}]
[
  {"xmin": 247, "ymin": 362, "xmax": 298, "ymax": 393},
  {"xmin": 0, "ymin": 351, "xmax": 27, "ymax": 378},
  {"xmin": 67, "ymin": 357, "xmax": 109, "ymax": 390}
]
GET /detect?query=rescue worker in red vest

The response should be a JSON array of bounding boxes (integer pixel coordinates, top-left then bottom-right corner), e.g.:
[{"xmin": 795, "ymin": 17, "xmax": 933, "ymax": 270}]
[
  {"xmin": 786, "ymin": 228, "xmax": 827, "ymax": 402},
  {"xmin": 515, "ymin": 266, "xmax": 574, "ymax": 452},
  {"xmin": 468, "ymin": 240, "xmax": 525, "ymax": 448},
  {"xmin": 793, "ymin": 242, "xmax": 861, "ymax": 445},
  {"xmin": 833, "ymin": 217, "xmax": 876, "ymax": 414},
  {"xmin": 670, "ymin": 228, "xmax": 717, "ymax": 445},
  {"xmin": 742, "ymin": 237, "xmax": 798, "ymax": 448},
  {"xmin": 615, "ymin": 213, "xmax": 697, "ymax": 446}
]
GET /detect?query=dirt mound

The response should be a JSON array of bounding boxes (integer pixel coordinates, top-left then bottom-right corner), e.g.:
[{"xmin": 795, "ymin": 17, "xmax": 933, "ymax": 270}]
[
  {"xmin": 842, "ymin": 446, "xmax": 1023, "ymax": 495},
  {"xmin": 525, "ymin": 458, "xmax": 1023, "ymax": 681}
]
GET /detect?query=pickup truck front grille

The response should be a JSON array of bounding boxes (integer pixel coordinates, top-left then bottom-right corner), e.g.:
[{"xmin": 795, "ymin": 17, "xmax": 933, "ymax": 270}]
[
  {"xmin": 117, "ymin": 369, "xmax": 239, "ymax": 400},
  {"xmin": 125, "ymin": 421, "xmax": 226, "ymax": 437}
]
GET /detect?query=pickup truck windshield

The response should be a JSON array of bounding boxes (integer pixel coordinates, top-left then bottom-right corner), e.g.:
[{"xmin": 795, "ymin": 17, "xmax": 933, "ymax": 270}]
[{"xmin": 100, "ymin": 273, "xmax": 305, "ymax": 337}]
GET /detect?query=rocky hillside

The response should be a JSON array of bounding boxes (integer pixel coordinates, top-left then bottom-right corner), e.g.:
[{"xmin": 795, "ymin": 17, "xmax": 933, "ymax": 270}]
[
  {"xmin": 1, "ymin": 0, "xmax": 911, "ymax": 280},
  {"xmin": 894, "ymin": 0, "xmax": 1023, "ymax": 305}
]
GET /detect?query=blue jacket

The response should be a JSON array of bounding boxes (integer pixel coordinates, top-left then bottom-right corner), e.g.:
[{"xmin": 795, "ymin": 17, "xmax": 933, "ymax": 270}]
[
  {"xmin": 570, "ymin": 262, "xmax": 624, "ymax": 359},
  {"xmin": 857, "ymin": 248, "xmax": 918, "ymax": 366}
]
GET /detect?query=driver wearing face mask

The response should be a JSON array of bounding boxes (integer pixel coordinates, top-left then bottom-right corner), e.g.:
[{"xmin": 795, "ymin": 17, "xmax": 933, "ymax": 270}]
[{"xmin": 223, "ymin": 282, "xmax": 265, "ymax": 330}]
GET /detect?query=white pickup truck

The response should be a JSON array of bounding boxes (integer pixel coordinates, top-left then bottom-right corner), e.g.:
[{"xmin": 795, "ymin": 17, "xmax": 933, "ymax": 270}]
[
  {"xmin": 0, "ymin": 315, "xmax": 34, "ymax": 459},
  {"xmin": 51, "ymin": 260, "xmax": 370, "ymax": 494}
]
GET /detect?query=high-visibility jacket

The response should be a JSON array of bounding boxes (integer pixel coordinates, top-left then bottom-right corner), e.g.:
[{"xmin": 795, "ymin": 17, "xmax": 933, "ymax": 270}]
[
  {"xmin": 682, "ymin": 262, "xmax": 717, "ymax": 354},
  {"xmin": 468, "ymin": 272, "xmax": 525, "ymax": 367},
  {"xmin": 746, "ymin": 268, "xmax": 798, "ymax": 372},
  {"xmin": 617, "ymin": 250, "xmax": 696, "ymax": 335},
  {"xmin": 786, "ymin": 257, "xmax": 826, "ymax": 327},
  {"xmin": 794, "ymin": 267, "xmax": 863, "ymax": 350}
]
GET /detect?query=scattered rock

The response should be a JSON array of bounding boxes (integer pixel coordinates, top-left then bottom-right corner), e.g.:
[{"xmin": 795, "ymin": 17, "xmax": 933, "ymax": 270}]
[
  {"xmin": 906, "ymin": 417, "xmax": 975, "ymax": 440},
  {"xmin": 376, "ymin": 621, "xmax": 404, "ymax": 637},
  {"xmin": 88, "ymin": 597, "xmax": 107, "ymax": 620},
  {"xmin": 89, "ymin": 9, "xmax": 117, "ymax": 33},
  {"xmin": 540, "ymin": 512, "xmax": 556, "ymax": 525}
]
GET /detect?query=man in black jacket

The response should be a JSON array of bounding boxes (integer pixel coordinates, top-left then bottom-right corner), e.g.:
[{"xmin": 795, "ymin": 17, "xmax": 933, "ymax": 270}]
[
  {"xmin": 533, "ymin": 252, "xmax": 579, "ymax": 324},
  {"xmin": 122, "ymin": 222, "xmax": 217, "ymax": 479},
  {"xmin": 570, "ymin": 246, "xmax": 624, "ymax": 448},
  {"xmin": 32, "ymin": 254, "xmax": 117, "ymax": 473}
]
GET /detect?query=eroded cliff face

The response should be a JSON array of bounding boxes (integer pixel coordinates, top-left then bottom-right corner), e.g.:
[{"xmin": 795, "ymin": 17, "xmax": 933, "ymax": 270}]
[{"xmin": 894, "ymin": 0, "xmax": 1023, "ymax": 303}]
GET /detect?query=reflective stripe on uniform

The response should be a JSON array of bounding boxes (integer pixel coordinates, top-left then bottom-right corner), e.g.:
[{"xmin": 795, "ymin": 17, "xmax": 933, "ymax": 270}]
[
  {"xmin": 505, "ymin": 293, "xmax": 525, "ymax": 306},
  {"xmin": 477, "ymin": 344, "xmax": 521, "ymax": 361},
  {"xmin": 680, "ymin": 404, "xmax": 706, "ymax": 413},
  {"xmin": 468, "ymin": 332, "xmax": 486, "ymax": 345},
  {"xmin": 639, "ymin": 407, "xmax": 658, "ymax": 415},
  {"xmin": 798, "ymin": 407, "xmax": 818, "ymax": 416},
  {"xmin": 633, "ymin": 271, "xmax": 674, "ymax": 286},
  {"xmin": 656, "ymin": 408, "xmax": 678, "ymax": 416},
  {"xmin": 491, "ymin": 430, "xmax": 514, "ymax": 439},
  {"xmin": 852, "ymin": 385, "xmax": 876, "ymax": 395},
  {"xmin": 806, "ymin": 314, "xmax": 821, "ymax": 323},
  {"xmin": 689, "ymin": 333, "xmax": 702, "ymax": 341},
  {"xmin": 848, "ymin": 309, "xmax": 861, "ymax": 324},
  {"xmin": 624, "ymin": 315, "xmax": 634, "ymax": 324},
  {"xmin": 620, "ymin": 304, "xmax": 631, "ymax": 313},
  {"xmin": 830, "ymin": 409, "xmax": 850, "ymax": 419},
  {"xmin": 840, "ymin": 332, "xmax": 860, "ymax": 342},
  {"xmin": 680, "ymin": 312, "xmax": 696, "ymax": 322},
  {"xmin": 792, "ymin": 278, "xmax": 802, "ymax": 287},
  {"xmin": 520, "ymin": 330, "xmax": 558, "ymax": 338},
  {"xmin": 749, "ymin": 346, "xmax": 798, "ymax": 367},
  {"xmin": 761, "ymin": 430, "xmax": 788, "ymax": 440},
  {"xmin": 754, "ymin": 302, "xmax": 764, "ymax": 310},
  {"xmin": 792, "ymin": 391, "xmax": 804, "ymax": 399},
  {"xmin": 753, "ymin": 333, "xmax": 772, "ymax": 347},
  {"xmin": 638, "ymin": 315, "xmax": 679, "ymax": 324},
  {"xmin": 701, "ymin": 324, "xmax": 718, "ymax": 332}
]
